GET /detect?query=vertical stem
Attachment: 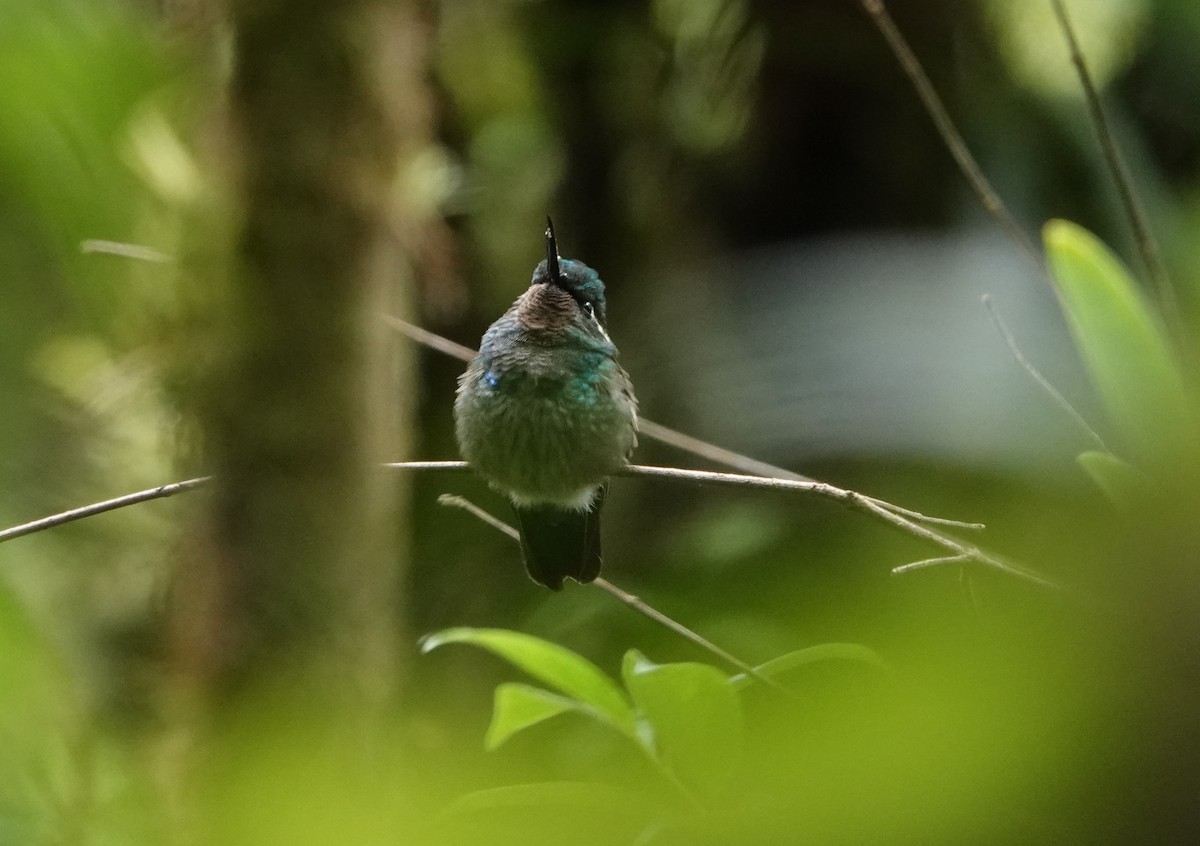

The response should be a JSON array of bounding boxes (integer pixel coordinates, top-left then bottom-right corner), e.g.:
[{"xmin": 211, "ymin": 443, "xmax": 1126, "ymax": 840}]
[
  {"xmin": 858, "ymin": 0, "xmax": 1041, "ymax": 269},
  {"xmin": 1049, "ymin": 0, "xmax": 1179, "ymax": 332}
]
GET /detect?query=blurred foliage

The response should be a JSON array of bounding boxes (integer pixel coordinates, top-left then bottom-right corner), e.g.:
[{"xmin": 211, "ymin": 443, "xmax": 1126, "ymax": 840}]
[
  {"xmin": 1044, "ymin": 219, "xmax": 1199, "ymax": 476},
  {"xmin": 0, "ymin": 0, "xmax": 1199, "ymax": 844},
  {"xmin": 987, "ymin": 0, "xmax": 1150, "ymax": 97}
]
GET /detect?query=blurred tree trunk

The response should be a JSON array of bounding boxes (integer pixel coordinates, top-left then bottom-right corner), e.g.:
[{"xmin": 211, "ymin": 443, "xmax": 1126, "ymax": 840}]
[{"xmin": 175, "ymin": 0, "xmax": 407, "ymax": 711}]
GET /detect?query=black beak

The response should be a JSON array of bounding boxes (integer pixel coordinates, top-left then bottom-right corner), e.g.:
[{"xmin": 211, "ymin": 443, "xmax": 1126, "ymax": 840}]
[{"xmin": 545, "ymin": 216, "xmax": 562, "ymax": 287}]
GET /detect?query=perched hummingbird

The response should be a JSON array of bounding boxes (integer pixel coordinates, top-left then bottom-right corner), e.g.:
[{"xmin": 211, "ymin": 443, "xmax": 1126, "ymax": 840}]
[{"xmin": 454, "ymin": 220, "xmax": 638, "ymax": 590}]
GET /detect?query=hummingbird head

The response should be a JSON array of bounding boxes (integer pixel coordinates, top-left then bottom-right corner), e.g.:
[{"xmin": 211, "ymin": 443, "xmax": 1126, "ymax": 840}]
[{"xmin": 516, "ymin": 218, "xmax": 610, "ymax": 338}]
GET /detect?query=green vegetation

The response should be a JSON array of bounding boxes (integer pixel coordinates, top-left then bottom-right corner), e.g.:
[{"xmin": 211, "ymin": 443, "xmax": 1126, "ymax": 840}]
[{"xmin": 2, "ymin": 0, "xmax": 1199, "ymax": 844}]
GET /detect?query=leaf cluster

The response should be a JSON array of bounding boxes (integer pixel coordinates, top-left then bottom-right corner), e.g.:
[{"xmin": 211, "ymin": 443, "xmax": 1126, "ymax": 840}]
[{"xmin": 422, "ymin": 627, "xmax": 885, "ymax": 842}]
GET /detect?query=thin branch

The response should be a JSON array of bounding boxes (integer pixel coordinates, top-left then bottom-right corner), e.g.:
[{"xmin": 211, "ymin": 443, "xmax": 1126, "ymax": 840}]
[
  {"xmin": 381, "ymin": 314, "xmax": 477, "ymax": 362},
  {"xmin": 437, "ymin": 492, "xmax": 787, "ymax": 691},
  {"xmin": 593, "ymin": 577, "xmax": 790, "ymax": 693},
  {"xmin": 1049, "ymin": 0, "xmax": 1177, "ymax": 324},
  {"xmin": 983, "ymin": 294, "xmax": 1109, "ymax": 452},
  {"xmin": 891, "ymin": 555, "xmax": 968, "ymax": 576},
  {"xmin": 854, "ymin": 489, "xmax": 1061, "ymax": 589},
  {"xmin": 639, "ymin": 420, "xmax": 982, "ymax": 530},
  {"xmin": 0, "ymin": 460, "xmax": 1049, "ymax": 588},
  {"xmin": 79, "ymin": 240, "xmax": 173, "ymax": 263},
  {"xmin": 386, "ymin": 460, "xmax": 468, "ymax": 472},
  {"xmin": 385, "ymin": 315, "xmax": 983, "ymax": 532},
  {"xmin": 437, "ymin": 494, "xmax": 518, "ymax": 540},
  {"xmin": 856, "ymin": 0, "xmax": 1042, "ymax": 269},
  {"xmin": 618, "ymin": 465, "xmax": 1059, "ymax": 588},
  {"xmin": 863, "ymin": 501, "xmax": 982, "ymax": 530},
  {"xmin": 411, "ymin": 464, "xmax": 998, "ymax": 580},
  {"xmin": 398, "ymin": 462, "xmax": 1049, "ymax": 587},
  {"xmin": 0, "ymin": 477, "xmax": 211, "ymax": 544}
]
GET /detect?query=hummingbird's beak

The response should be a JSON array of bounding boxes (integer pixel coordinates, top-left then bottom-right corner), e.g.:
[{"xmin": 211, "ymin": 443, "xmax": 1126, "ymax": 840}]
[{"xmin": 545, "ymin": 216, "xmax": 563, "ymax": 288}]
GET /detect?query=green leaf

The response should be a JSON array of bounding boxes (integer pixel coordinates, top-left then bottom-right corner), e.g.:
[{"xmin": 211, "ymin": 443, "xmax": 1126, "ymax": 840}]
[
  {"xmin": 621, "ymin": 650, "xmax": 742, "ymax": 797},
  {"xmin": 421, "ymin": 628, "xmax": 635, "ymax": 735},
  {"xmin": 436, "ymin": 781, "xmax": 661, "ymax": 842},
  {"xmin": 436, "ymin": 782, "xmax": 672, "ymax": 844},
  {"xmin": 485, "ymin": 683, "xmax": 585, "ymax": 750},
  {"xmin": 1043, "ymin": 220, "xmax": 1197, "ymax": 470},
  {"xmin": 1077, "ymin": 450, "xmax": 1151, "ymax": 508},
  {"xmin": 439, "ymin": 781, "xmax": 654, "ymax": 817},
  {"xmin": 728, "ymin": 643, "xmax": 888, "ymax": 691}
]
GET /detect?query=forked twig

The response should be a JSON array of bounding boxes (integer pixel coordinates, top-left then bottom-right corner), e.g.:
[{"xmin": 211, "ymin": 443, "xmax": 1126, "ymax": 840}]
[
  {"xmin": 0, "ymin": 461, "xmax": 1057, "ymax": 588},
  {"xmin": 638, "ymin": 419, "xmax": 983, "ymax": 530},
  {"xmin": 856, "ymin": 0, "xmax": 1041, "ymax": 268},
  {"xmin": 1049, "ymin": 0, "xmax": 1177, "ymax": 324},
  {"xmin": 891, "ymin": 554, "xmax": 968, "ymax": 576},
  {"xmin": 983, "ymin": 294, "xmax": 1108, "ymax": 452},
  {"xmin": 436, "ymin": 494, "xmax": 788, "ymax": 691},
  {"xmin": 421, "ymin": 462, "xmax": 1054, "ymax": 587},
  {"xmin": 615, "ymin": 465, "xmax": 1060, "ymax": 589}
]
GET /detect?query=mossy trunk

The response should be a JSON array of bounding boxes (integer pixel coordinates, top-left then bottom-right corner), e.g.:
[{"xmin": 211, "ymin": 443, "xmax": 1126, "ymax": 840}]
[{"xmin": 185, "ymin": 0, "xmax": 404, "ymax": 708}]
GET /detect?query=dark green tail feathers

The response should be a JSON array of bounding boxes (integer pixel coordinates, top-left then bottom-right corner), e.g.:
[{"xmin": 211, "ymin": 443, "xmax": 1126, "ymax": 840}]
[{"xmin": 513, "ymin": 488, "xmax": 605, "ymax": 590}]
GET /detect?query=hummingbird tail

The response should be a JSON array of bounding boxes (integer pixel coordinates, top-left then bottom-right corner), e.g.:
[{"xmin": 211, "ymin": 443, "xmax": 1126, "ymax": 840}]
[{"xmin": 513, "ymin": 489, "xmax": 604, "ymax": 590}]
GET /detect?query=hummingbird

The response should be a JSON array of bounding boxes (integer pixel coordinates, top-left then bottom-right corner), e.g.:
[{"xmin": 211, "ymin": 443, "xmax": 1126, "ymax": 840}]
[{"xmin": 454, "ymin": 220, "xmax": 638, "ymax": 590}]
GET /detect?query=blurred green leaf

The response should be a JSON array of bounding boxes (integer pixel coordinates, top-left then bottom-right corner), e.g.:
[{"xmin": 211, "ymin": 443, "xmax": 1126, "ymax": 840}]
[
  {"xmin": 621, "ymin": 650, "xmax": 742, "ymax": 798},
  {"xmin": 436, "ymin": 781, "xmax": 662, "ymax": 846},
  {"xmin": 1043, "ymin": 219, "xmax": 1198, "ymax": 471},
  {"xmin": 197, "ymin": 698, "xmax": 404, "ymax": 846},
  {"xmin": 728, "ymin": 643, "xmax": 888, "ymax": 691},
  {"xmin": 986, "ymin": 0, "xmax": 1149, "ymax": 98},
  {"xmin": 0, "ymin": 0, "xmax": 160, "ymax": 255},
  {"xmin": 0, "ymin": 583, "xmax": 74, "ymax": 841},
  {"xmin": 421, "ymin": 628, "xmax": 635, "ymax": 735},
  {"xmin": 486, "ymin": 683, "xmax": 591, "ymax": 750},
  {"xmin": 1077, "ymin": 450, "xmax": 1152, "ymax": 508},
  {"xmin": 440, "ymin": 781, "xmax": 654, "ymax": 816}
]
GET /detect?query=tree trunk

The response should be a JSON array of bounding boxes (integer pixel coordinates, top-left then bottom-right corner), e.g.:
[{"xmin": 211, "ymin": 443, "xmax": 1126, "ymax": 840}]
[{"xmin": 186, "ymin": 0, "xmax": 403, "ymax": 709}]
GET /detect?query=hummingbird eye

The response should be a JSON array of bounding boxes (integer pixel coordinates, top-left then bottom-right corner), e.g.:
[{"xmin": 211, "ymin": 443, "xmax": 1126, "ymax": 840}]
[{"xmin": 581, "ymin": 301, "xmax": 595, "ymax": 320}]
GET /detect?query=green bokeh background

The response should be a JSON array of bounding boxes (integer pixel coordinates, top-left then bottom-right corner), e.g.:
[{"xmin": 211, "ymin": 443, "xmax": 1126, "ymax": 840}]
[{"xmin": 2, "ymin": 0, "xmax": 1199, "ymax": 843}]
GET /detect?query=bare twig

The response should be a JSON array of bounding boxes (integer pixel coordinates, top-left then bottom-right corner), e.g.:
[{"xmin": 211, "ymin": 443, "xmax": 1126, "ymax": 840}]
[
  {"xmin": 401, "ymin": 463, "xmax": 1003, "ymax": 580},
  {"xmin": 983, "ymin": 294, "xmax": 1109, "ymax": 452},
  {"xmin": 857, "ymin": 0, "xmax": 1042, "ymax": 268},
  {"xmin": 79, "ymin": 240, "xmax": 173, "ymax": 263},
  {"xmin": 891, "ymin": 554, "xmax": 968, "ymax": 576},
  {"xmin": 386, "ymin": 460, "xmax": 468, "ymax": 472},
  {"xmin": 437, "ymin": 493, "xmax": 787, "ymax": 691},
  {"xmin": 591, "ymin": 577, "xmax": 778, "ymax": 684},
  {"xmin": 638, "ymin": 419, "xmax": 983, "ymax": 530},
  {"xmin": 381, "ymin": 314, "xmax": 477, "ymax": 362},
  {"xmin": 385, "ymin": 316, "xmax": 983, "ymax": 532},
  {"xmin": 1049, "ymin": 0, "xmax": 1177, "ymax": 324},
  {"xmin": 433, "ymin": 461, "xmax": 1052, "ymax": 588},
  {"xmin": 868, "ymin": 500, "xmax": 982, "ymax": 530},
  {"xmin": 0, "ymin": 461, "xmax": 1051, "ymax": 588},
  {"xmin": 437, "ymin": 493, "xmax": 519, "ymax": 540},
  {"xmin": 614, "ymin": 464, "xmax": 1059, "ymax": 588},
  {"xmin": 0, "ymin": 477, "xmax": 211, "ymax": 544}
]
